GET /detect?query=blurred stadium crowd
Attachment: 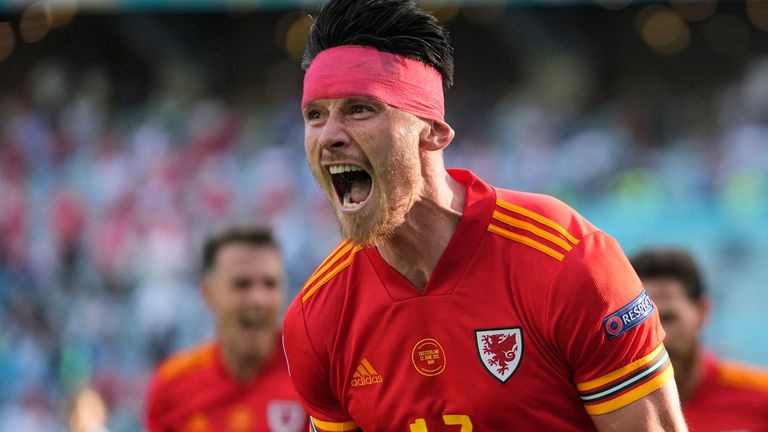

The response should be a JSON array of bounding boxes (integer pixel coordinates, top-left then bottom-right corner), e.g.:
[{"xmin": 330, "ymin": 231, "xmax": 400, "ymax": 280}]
[{"xmin": 1, "ymin": 2, "xmax": 768, "ymax": 431}]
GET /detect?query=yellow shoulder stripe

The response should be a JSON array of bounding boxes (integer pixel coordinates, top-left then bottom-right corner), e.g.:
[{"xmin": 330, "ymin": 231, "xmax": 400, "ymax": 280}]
[
  {"xmin": 302, "ymin": 242, "xmax": 352, "ymax": 293},
  {"xmin": 302, "ymin": 246, "xmax": 362, "ymax": 303},
  {"xmin": 718, "ymin": 362, "xmax": 768, "ymax": 392},
  {"xmin": 310, "ymin": 417, "xmax": 359, "ymax": 431},
  {"xmin": 496, "ymin": 198, "xmax": 580, "ymax": 245},
  {"xmin": 488, "ymin": 224, "xmax": 565, "ymax": 261},
  {"xmin": 577, "ymin": 343, "xmax": 665, "ymax": 392},
  {"xmin": 492, "ymin": 210, "xmax": 574, "ymax": 251},
  {"xmin": 158, "ymin": 344, "xmax": 215, "ymax": 380},
  {"xmin": 584, "ymin": 365, "xmax": 673, "ymax": 415}
]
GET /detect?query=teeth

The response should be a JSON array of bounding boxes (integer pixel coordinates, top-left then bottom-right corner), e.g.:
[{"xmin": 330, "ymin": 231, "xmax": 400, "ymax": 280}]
[{"xmin": 329, "ymin": 164, "xmax": 364, "ymax": 175}]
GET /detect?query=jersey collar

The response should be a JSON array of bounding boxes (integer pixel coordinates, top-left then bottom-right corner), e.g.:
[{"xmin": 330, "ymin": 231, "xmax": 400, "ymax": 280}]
[{"xmin": 366, "ymin": 169, "xmax": 496, "ymax": 301}]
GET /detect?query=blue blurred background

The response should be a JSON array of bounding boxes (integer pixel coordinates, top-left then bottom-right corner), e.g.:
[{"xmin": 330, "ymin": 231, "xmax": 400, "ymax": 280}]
[{"xmin": 0, "ymin": 0, "xmax": 767, "ymax": 430}]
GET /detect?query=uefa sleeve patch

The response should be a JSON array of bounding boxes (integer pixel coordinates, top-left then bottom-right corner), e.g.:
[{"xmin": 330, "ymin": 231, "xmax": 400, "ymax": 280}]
[{"xmin": 602, "ymin": 290, "xmax": 654, "ymax": 340}]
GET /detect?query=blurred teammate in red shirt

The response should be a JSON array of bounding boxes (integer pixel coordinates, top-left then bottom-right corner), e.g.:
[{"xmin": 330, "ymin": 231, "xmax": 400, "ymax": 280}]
[
  {"xmin": 145, "ymin": 227, "xmax": 306, "ymax": 432},
  {"xmin": 632, "ymin": 248, "xmax": 768, "ymax": 431}
]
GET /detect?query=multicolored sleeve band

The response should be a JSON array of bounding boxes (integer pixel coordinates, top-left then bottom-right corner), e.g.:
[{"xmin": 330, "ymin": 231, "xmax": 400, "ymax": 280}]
[
  {"xmin": 302, "ymin": 45, "xmax": 445, "ymax": 121},
  {"xmin": 576, "ymin": 343, "xmax": 673, "ymax": 415},
  {"xmin": 309, "ymin": 416, "xmax": 359, "ymax": 432}
]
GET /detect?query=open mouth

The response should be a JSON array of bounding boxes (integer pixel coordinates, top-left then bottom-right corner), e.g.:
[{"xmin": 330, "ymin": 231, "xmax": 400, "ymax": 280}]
[
  {"xmin": 239, "ymin": 314, "xmax": 267, "ymax": 331},
  {"xmin": 328, "ymin": 164, "xmax": 373, "ymax": 210}
]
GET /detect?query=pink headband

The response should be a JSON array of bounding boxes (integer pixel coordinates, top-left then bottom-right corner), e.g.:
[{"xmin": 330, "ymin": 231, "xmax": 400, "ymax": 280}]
[{"xmin": 302, "ymin": 45, "xmax": 445, "ymax": 121}]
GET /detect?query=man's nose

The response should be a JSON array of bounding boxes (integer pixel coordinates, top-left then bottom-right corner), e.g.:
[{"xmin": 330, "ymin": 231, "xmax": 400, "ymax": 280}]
[
  {"xmin": 243, "ymin": 284, "xmax": 272, "ymax": 305},
  {"xmin": 317, "ymin": 114, "xmax": 349, "ymax": 152}
]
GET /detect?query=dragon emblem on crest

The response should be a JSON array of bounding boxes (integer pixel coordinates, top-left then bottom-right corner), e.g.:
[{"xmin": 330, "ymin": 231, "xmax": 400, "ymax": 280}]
[{"xmin": 475, "ymin": 328, "xmax": 523, "ymax": 383}]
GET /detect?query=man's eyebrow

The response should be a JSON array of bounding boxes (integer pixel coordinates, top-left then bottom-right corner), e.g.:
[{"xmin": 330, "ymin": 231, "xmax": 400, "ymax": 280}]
[
  {"xmin": 303, "ymin": 101, "xmax": 320, "ymax": 111},
  {"xmin": 302, "ymin": 98, "xmax": 382, "ymax": 112}
]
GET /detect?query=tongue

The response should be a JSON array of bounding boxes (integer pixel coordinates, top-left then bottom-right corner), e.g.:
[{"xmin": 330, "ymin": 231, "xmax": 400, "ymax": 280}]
[{"xmin": 349, "ymin": 178, "xmax": 372, "ymax": 204}]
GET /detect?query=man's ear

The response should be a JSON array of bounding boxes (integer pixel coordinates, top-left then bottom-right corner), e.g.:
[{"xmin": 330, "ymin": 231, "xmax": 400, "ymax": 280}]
[{"xmin": 420, "ymin": 119, "xmax": 454, "ymax": 151}]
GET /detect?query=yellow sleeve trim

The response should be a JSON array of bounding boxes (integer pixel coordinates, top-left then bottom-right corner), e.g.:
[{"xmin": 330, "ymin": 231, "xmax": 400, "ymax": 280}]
[
  {"xmin": 492, "ymin": 210, "xmax": 575, "ymax": 251},
  {"xmin": 496, "ymin": 198, "xmax": 580, "ymax": 245},
  {"xmin": 577, "ymin": 343, "xmax": 665, "ymax": 392},
  {"xmin": 302, "ymin": 247, "xmax": 362, "ymax": 303},
  {"xmin": 302, "ymin": 242, "xmax": 352, "ymax": 293},
  {"xmin": 585, "ymin": 363, "xmax": 674, "ymax": 415},
  {"xmin": 310, "ymin": 417, "xmax": 359, "ymax": 431},
  {"xmin": 488, "ymin": 224, "xmax": 565, "ymax": 261}
]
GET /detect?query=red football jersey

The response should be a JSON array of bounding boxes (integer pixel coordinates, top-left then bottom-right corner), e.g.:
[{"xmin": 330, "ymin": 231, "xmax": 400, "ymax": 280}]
[
  {"xmin": 283, "ymin": 169, "xmax": 671, "ymax": 432},
  {"xmin": 683, "ymin": 354, "xmax": 768, "ymax": 431},
  {"xmin": 145, "ymin": 336, "xmax": 307, "ymax": 432}
]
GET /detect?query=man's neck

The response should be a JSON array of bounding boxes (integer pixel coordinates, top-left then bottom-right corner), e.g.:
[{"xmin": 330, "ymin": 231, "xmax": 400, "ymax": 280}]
[
  {"xmin": 219, "ymin": 331, "xmax": 274, "ymax": 382},
  {"xmin": 671, "ymin": 348, "xmax": 705, "ymax": 403},
  {"xmin": 377, "ymin": 170, "xmax": 465, "ymax": 292}
]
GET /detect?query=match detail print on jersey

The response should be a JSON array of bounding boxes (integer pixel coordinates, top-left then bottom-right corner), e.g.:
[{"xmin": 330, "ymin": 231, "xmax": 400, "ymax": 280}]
[
  {"xmin": 411, "ymin": 338, "xmax": 447, "ymax": 377},
  {"xmin": 475, "ymin": 328, "xmax": 523, "ymax": 383}
]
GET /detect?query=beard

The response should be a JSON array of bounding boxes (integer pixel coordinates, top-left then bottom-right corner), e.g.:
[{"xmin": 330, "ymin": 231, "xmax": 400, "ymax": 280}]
[
  {"xmin": 309, "ymin": 139, "xmax": 422, "ymax": 248},
  {"xmin": 337, "ymin": 180, "xmax": 407, "ymax": 248}
]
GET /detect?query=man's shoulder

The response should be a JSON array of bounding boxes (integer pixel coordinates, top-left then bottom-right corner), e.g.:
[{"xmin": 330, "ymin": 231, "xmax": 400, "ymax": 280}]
[
  {"xmin": 293, "ymin": 240, "xmax": 364, "ymax": 304},
  {"xmin": 487, "ymin": 188, "xmax": 601, "ymax": 266},
  {"xmin": 286, "ymin": 240, "xmax": 365, "ymax": 327},
  {"xmin": 715, "ymin": 357, "xmax": 768, "ymax": 395},
  {"xmin": 155, "ymin": 341, "xmax": 217, "ymax": 384},
  {"xmin": 489, "ymin": 188, "xmax": 639, "ymax": 303},
  {"xmin": 284, "ymin": 241, "xmax": 367, "ymax": 366},
  {"xmin": 492, "ymin": 188, "xmax": 598, "ymax": 241}
]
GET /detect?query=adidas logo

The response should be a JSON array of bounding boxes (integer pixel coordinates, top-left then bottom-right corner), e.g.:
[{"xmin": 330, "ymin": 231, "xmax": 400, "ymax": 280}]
[{"xmin": 350, "ymin": 358, "xmax": 383, "ymax": 387}]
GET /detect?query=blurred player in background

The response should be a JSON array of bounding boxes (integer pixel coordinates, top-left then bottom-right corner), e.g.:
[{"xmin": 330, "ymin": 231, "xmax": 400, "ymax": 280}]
[
  {"xmin": 632, "ymin": 248, "xmax": 768, "ymax": 432},
  {"xmin": 145, "ymin": 227, "xmax": 306, "ymax": 432},
  {"xmin": 282, "ymin": 0, "xmax": 687, "ymax": 430}
]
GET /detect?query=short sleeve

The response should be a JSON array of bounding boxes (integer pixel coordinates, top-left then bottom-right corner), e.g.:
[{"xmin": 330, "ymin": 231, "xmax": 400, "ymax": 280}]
[
  {"xmin": 548, "ymin": 231, "xmax": 672, "ymax": 416},
  {"xmin": 282, "ymin": 299, "xmax": 360, "ymax": 431}
]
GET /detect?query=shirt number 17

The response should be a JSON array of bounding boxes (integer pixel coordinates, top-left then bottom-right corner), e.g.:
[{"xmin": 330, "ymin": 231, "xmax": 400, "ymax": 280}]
[{"xmin": 410, "ymin": 414, "xmax": 473, "ymax": 431}]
